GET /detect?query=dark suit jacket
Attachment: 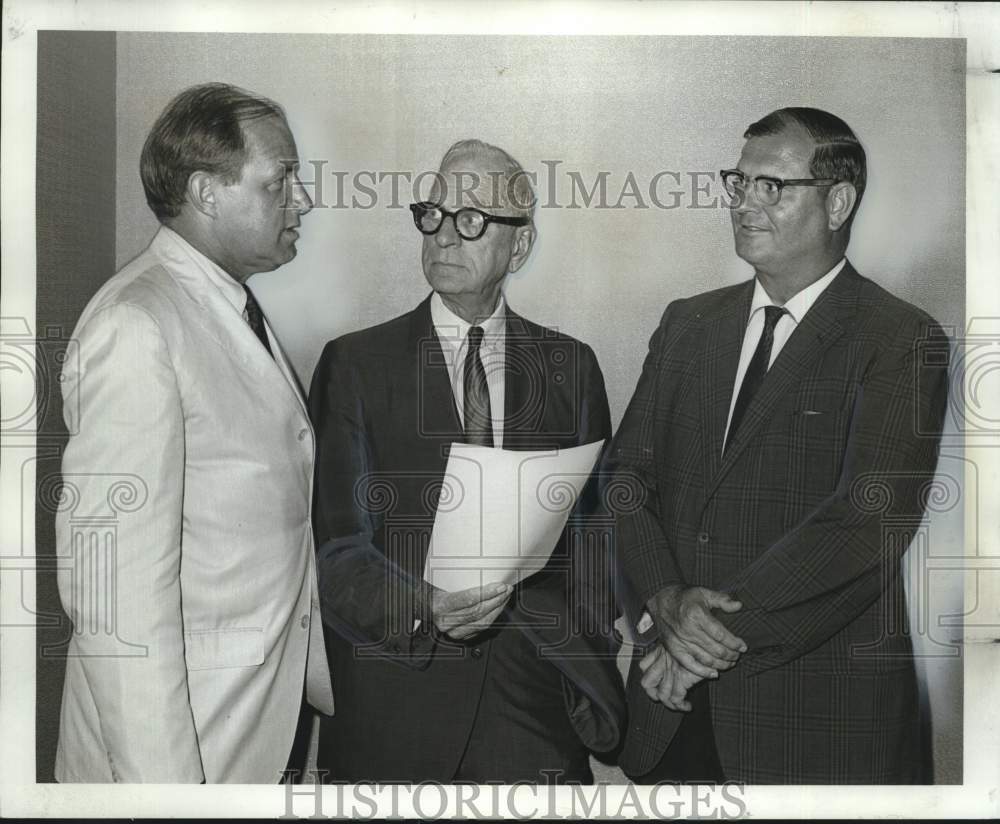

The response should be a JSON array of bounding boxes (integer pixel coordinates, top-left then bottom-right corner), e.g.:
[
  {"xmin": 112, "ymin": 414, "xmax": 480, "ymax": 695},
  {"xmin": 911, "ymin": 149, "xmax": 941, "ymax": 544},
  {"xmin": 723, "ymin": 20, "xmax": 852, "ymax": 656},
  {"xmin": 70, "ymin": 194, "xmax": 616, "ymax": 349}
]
[
  {"xmin": 610, "ymin": 263, "xmax": 949, "ymax": 783},
  {"xmin": 309, "ymin": 294, "xmax": 626, "ymax": 781}
]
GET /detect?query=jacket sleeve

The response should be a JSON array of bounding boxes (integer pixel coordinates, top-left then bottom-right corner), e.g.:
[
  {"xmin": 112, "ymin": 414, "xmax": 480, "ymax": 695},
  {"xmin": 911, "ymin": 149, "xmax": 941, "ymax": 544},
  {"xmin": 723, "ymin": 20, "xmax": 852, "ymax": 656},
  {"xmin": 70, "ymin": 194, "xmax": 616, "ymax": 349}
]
[
  {"xmin": 509, "ymin": 340, "xmax": 628, "ymax": 755},
  {"xmin": 308, "ymin": 339, "xmax": 438, "ymax": 667},
  {"xmin": 572, "ymin": 342, "xmax": 618, "ymax": 626},
  {"xmin": 606, "ymin": 304, "xmax": 689, "ymax": 622},
  {"xmin": 56, "ymin": 303, "xmax": 203, "ymax": 782},
  {"xmin": 718, "ymin": 314, "xmax": 950, "ymax": 674}
]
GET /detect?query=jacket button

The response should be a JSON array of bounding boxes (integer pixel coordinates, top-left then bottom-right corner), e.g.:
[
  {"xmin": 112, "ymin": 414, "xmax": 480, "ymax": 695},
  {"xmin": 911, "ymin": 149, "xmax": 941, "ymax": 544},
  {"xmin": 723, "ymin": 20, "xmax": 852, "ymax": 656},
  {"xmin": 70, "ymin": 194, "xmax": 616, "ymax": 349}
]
[
  {"xmin": 300, "ymin": 615, "xmax": 309, "ymax": 629},
  {"xmin": 470, "ymin": 647, "xmax": 483, "ymax": 659},
  {"xmin": 698, "ymin": 532, "xmax": 710, "ymax": 545},
  {"xmin": 298, "ymin": 428, "xmax": 309, "ymax": 442}
]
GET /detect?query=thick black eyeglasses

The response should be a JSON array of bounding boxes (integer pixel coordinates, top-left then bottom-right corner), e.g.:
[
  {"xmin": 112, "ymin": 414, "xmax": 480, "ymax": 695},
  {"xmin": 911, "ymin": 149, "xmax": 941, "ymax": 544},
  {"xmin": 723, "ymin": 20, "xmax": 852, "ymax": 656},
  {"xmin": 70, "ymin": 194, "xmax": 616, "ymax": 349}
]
[
  {"xmin": 720, "ymin": 169, "xmax": 839, "ymax": 207},
  {"xmin": 409, "ymin": 202, "xmax": 530, "ymax": 241}
]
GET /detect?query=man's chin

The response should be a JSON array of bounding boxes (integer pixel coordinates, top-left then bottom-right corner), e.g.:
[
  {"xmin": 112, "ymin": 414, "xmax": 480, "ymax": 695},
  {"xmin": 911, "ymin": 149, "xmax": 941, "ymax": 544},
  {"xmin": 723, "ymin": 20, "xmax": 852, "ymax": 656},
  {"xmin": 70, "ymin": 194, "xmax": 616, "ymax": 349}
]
[
  {"xmin": 275, "ymin": 242, "xmax": 298, "ymax": 265},
  {"xmin": 424, "ymin": 262, "xmax": 466, "ymax": 288},
  {"xmin": 733, "ymin": 239, "xmax": 768, "ymax": 268},
  {"xmin": 253, "ymin": 251, "xmax": 294, "ymax": 275}
]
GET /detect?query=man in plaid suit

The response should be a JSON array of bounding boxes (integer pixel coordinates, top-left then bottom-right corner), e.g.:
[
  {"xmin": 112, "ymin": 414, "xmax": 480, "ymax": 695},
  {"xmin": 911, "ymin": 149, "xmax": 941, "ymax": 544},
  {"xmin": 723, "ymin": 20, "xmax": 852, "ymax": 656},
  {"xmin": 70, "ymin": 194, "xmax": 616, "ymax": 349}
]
[{"xmin": 610, "ymin": 107, "xmax": 949, "ymax": 783}]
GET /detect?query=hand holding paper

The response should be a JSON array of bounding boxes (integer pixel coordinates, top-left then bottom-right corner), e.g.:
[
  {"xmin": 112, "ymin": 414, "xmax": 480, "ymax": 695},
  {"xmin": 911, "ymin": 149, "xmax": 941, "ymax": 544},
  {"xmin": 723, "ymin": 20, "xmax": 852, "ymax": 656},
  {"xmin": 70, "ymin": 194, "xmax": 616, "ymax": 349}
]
[{"xmin": 431, "ymin": 582, "xmax": 512, "ymax": 640}]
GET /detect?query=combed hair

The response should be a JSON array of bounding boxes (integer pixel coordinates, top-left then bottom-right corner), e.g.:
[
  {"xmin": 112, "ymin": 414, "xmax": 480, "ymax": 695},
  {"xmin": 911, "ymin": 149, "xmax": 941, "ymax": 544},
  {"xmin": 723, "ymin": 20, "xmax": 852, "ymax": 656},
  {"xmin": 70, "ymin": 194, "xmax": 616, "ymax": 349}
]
[
  {"xmin": 440, "ymin": 138, "xmax": 536, "ymax": 225},
  {"xmin": 745, "ymin": 107, "xmax": 867, "ymax": 225},
  {"xmin": 140, "ymin": 82, "xmax": 286, "ymax": 221}
]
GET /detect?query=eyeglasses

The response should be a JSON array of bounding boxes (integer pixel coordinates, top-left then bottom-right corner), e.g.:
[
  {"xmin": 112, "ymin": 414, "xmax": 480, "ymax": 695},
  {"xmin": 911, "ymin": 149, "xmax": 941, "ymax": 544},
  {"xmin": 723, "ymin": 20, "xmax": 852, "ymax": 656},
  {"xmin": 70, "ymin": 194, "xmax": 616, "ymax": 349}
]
[
  {"xmin": 409, "ymin": 202, "xmax": 530, "ymax": 241},
  {"xmin": 719, "ymin": 169, "xmax": 839, "ymax": 207}
]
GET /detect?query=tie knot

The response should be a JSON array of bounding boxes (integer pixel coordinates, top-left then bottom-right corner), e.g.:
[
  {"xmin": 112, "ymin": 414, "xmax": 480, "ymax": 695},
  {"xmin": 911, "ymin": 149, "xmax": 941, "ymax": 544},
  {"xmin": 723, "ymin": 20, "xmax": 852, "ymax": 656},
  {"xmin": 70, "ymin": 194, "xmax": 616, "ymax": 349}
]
[
  {"xmin": 467, "ymin": 325, "xmax": 485, "ymax": 350},
  {"xmin": 763, "ymin": 305, "xmax": 786, "ymax": 332}
]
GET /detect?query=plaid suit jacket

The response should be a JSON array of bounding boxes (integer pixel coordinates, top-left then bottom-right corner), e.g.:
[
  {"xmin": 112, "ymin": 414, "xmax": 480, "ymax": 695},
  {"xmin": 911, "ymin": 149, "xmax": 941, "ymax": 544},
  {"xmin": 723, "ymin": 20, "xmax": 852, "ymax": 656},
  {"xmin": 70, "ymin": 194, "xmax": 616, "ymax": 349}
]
[{"xmin": 610, "ymin": 262, "xmax": 950, "ymax": 783}]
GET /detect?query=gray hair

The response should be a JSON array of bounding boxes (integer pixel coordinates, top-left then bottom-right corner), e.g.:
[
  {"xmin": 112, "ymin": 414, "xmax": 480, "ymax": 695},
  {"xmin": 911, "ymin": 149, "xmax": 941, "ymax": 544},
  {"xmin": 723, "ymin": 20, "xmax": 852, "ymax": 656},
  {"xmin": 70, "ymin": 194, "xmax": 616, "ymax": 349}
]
[{"xmin": 439, "ymin": 138, "xmax": 536, "ymax": 225}]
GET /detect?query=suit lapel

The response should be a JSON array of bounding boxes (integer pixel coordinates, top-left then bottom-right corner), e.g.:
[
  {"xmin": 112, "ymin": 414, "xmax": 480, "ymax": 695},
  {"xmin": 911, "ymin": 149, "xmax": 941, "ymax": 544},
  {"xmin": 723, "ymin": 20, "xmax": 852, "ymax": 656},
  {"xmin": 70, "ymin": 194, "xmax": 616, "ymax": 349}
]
[
  {"xmin": 269, "ymin": 333, "xmax": 309, "ymax": 419},
  {"xmin": 699, "ymin": 282, "xmax": 753, "ymax": 492},
  {"xmin": 704, "ymin": 264, "xmax": 860, "ymax": 501},
  {"xmin": 187, "ymin": 278, "xmax": 305, "ymax": 411},
  {"xmin": 411, "ymin": 296, "xmax": 464, "ymax": 456},
  {"xmin": 502, "ymin": 309, "xmax": 545, "ymax": 449},
  {"xmin": 155, "ymin": 234, "xmax": 306, "ymax": 415}
]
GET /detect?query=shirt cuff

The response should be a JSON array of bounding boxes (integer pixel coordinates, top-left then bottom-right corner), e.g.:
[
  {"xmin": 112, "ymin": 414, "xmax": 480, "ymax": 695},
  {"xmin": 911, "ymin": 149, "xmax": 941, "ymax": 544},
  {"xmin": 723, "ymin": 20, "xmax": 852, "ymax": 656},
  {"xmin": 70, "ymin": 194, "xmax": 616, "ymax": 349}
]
[{"xmin": 637, "ymin": 610, "xmax": 654, "ymax": 634}]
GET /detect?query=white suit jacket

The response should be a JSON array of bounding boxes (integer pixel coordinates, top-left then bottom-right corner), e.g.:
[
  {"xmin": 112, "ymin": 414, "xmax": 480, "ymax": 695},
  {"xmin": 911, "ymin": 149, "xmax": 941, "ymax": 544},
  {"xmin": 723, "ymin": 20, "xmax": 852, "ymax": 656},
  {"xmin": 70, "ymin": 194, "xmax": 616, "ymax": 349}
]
[{"xmin": 54, "ymin": 227, "xmax": 334, "ymax": 783}]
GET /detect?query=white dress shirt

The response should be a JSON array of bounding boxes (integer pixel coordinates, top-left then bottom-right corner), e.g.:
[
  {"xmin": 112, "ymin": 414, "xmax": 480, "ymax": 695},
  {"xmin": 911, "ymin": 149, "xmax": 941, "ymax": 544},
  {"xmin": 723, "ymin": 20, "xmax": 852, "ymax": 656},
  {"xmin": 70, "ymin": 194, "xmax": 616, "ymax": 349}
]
[
  {"xmin": 722, "ymin": 258, "xmax": 847, "ymax": 451},
  {"xmin": 430, "ymin": 291, "xmax": 507, "ymax": 447},
  {"xmin": 414, "ymin": 293, "xmax": 507, "ymax": 631}
]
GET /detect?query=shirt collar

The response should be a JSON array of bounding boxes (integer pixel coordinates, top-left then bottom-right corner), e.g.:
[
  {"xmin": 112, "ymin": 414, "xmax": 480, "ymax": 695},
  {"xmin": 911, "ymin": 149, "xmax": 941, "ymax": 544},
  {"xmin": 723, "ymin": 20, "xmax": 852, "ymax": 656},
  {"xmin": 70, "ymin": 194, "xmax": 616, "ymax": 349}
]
[
  {"xmin": 158, "ymin": 225, "xmax": 248, "ymax": 316},
  {"xmin": 430, "ymin": 291, "xmax": 507, "ymax": 351},
  {"xmin": 749, "ymin": 258, "xmax": 846, "ymax": 323}
]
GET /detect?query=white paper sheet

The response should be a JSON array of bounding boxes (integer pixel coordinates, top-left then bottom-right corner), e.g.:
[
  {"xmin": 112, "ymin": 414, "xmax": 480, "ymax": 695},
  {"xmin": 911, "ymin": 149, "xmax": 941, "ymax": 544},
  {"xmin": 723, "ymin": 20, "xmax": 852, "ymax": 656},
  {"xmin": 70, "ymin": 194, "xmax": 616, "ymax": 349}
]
[{"xmin": 422, "ymin": 440, "xmax": 605, "ymax": 592}]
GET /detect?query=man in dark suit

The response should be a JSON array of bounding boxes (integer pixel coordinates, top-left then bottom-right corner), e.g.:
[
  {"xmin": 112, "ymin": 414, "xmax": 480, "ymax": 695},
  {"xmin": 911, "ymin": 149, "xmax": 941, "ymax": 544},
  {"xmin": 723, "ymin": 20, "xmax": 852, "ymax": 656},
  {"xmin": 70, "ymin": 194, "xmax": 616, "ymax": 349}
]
[
  {"xmin": 610, "ymin": 107, "xmax": 949, "ymax": 784},
  {"xmin": 309, "ymin": 139, "xmax": 625, "ymax": 783}
]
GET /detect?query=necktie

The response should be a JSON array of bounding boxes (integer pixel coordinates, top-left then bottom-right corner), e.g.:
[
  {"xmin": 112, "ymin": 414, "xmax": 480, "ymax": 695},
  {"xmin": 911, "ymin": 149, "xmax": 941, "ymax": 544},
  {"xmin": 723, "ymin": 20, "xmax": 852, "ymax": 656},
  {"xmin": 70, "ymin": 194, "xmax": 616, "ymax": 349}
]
[
  {"xmin": 243, "ymin": 284, "xmax": 273, "ymax": 358},
  {"xmin": 726, "ymin": 304, "xmax": 786, "ymax": 452},
  {"xmin": 463, "ymin": 326, "xmax": 494, "ymax": 447}
]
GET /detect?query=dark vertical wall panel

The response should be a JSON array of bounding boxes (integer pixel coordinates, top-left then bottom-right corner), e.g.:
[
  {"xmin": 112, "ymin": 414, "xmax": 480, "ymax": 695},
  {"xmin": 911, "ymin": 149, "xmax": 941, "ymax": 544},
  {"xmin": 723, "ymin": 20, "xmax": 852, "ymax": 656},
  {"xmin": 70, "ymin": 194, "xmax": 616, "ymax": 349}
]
[{"xmin": 35, "ymin": 30, "xmax": 117, "ymax": 783}]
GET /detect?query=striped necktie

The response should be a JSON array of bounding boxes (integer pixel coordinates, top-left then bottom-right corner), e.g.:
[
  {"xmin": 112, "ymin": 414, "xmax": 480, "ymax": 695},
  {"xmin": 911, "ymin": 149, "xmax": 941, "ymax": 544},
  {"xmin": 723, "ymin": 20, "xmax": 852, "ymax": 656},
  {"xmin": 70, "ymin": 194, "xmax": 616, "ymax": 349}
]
[{"xmin": 463, "ymin": 326, "xmax": 493, "ymax": 447}]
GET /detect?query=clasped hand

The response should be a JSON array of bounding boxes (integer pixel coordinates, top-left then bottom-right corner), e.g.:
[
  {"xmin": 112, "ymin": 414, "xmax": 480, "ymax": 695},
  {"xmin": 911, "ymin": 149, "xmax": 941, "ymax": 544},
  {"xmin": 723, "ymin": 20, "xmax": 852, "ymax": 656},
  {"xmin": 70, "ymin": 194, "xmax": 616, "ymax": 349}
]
[{"xmin": 640, "ymin": 585, "xmax": 747, "ymax": 710}]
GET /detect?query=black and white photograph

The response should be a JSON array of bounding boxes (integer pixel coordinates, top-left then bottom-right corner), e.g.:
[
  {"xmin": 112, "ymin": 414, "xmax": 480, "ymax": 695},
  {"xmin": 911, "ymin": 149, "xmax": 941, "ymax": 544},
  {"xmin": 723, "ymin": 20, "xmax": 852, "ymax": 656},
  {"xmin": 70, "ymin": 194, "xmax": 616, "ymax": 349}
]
[{"xmin": 1, "ymin": 0, "xmax": 997, "ymax": 818}]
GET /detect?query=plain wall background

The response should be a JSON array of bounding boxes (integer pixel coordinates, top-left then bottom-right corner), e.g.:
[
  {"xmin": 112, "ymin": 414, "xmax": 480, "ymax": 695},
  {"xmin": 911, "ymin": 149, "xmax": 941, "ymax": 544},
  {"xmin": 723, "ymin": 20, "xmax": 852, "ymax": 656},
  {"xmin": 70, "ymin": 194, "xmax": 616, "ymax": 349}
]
[
  {"xmin": 32, "ymin": 33, "xmax": 965, "ymax": 783},
  {"xmin": 115, "ymin": 34, "xmax": 965, "ymax": 423}
]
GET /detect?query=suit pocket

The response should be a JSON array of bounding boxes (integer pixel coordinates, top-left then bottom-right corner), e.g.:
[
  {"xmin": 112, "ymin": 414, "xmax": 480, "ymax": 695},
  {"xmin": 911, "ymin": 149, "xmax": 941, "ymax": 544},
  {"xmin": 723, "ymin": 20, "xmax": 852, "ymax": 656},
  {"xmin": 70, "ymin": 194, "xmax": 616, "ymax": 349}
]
[
  {"xmin": 763, "ymin": 407, "xmax": 850, "ymax": 452},
  {"xmin": 184, "ymin": 627, "xmax": 265, "ymax": 670},
  {"xmin": 760, "ymin": 407, "xmax": 852, "ymax": 507}
]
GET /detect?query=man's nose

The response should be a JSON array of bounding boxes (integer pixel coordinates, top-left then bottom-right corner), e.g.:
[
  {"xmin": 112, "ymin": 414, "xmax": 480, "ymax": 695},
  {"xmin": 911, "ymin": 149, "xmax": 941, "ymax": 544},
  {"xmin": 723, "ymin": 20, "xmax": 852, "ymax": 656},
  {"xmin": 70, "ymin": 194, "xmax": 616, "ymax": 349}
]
[
  {"xmin": 731, "ymin": 185, "xmax": 759, "ymax": 214},
  {"xmin": 291, "ymin": 174, "xmax": 313, "ymax": 215},
  {"xmin": 434, "ymin": 214, "xmax": 461, "ymax": 247}
]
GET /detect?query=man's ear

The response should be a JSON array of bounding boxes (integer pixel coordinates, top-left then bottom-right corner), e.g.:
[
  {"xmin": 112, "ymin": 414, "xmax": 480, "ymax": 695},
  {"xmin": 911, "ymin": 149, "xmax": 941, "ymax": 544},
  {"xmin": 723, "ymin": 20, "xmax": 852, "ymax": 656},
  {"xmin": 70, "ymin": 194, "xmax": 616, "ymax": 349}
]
[
  {"xmin": 507, "ymin": 225, "xmax": 536, "ymax": 274},
  {"xmin": 826, "ymin": 182, "xmax": 857, "ymax": 232},
  {"xmin": 186, "ymin": 171, "xmax": 219, "ymax": 218}
]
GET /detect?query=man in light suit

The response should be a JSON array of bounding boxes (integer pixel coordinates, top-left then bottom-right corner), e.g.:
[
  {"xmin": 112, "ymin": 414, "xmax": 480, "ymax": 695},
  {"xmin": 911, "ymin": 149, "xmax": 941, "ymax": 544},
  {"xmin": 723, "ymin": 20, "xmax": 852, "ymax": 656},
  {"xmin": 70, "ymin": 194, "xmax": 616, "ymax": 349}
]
[
  {"xmin": 309, "ymin": 139, "xmax": 626, "ymax": 783},
  {"xmin": 611, "ymin": 107, "xmax": 949, "ymax": 783},
  {"xmin": 55, "ymin": 82, "xmax": 333, "ymax": 783}
]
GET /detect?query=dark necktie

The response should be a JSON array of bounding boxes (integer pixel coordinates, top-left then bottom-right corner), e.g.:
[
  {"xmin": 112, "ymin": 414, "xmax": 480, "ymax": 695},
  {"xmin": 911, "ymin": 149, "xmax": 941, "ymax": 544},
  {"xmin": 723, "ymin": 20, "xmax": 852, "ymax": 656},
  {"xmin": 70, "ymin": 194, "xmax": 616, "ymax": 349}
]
[
  {"xmin": 243, "ymin": 284, "xmax": 273, "ymax": 358},
  {"xmin": 726, "ymin": 304, "xmax": 786, "ymax": 452},
  {"xmin": 463, "ymin": 326, "xmax": 494, "ymax": 447}
]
